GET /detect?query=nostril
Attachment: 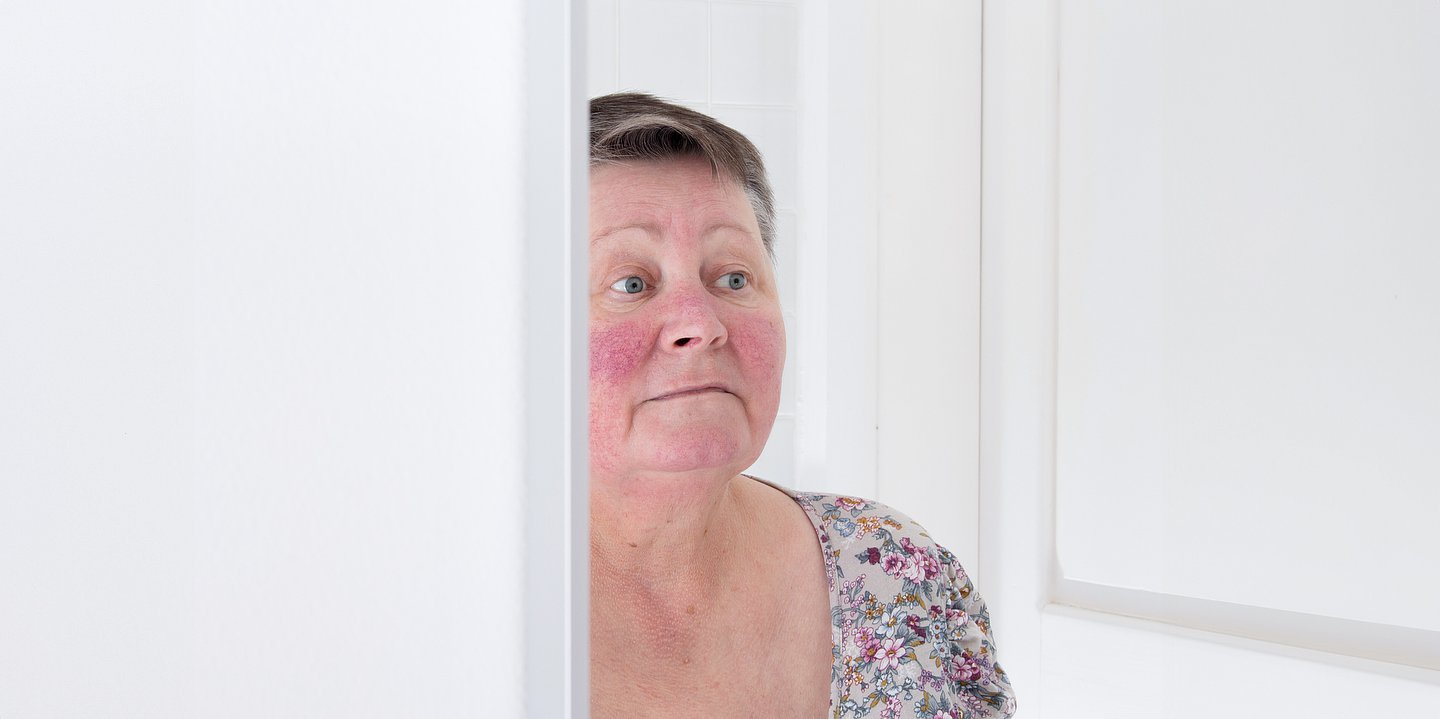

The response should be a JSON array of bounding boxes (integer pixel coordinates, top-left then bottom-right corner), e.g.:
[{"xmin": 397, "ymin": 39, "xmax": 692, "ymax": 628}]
[{"xmin": 674, "ymin": 337, "xmax": 691, "ymax": 347}]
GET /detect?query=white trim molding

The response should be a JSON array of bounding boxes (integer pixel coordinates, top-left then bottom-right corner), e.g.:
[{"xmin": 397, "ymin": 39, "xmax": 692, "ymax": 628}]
[
  {"xmin": 978, "ymin": 0, "xmax": 1061, "ymax": 707},
  {"xmin": 524, "ymin": 0, "xmax": 588, "ymax": 716},
  {"xmin": 1054, "ymin": 579, "xmax": 1440, "ymax": 677}
]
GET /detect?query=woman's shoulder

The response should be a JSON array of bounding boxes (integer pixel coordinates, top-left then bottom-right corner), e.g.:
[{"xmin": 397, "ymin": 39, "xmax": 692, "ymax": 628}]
[
  {"xmin": 782, "ymin": 489, "xmax": 956, "ymax": 563},
  {"xmin": 778, "ymin": 484, "xmax": 1018, "ymax": 719}
]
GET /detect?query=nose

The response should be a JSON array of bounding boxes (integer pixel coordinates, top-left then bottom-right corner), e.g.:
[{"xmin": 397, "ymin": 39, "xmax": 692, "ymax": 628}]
[{"xmin": 660, "ymin": 286, "xmax": 728, "ymax": 351}]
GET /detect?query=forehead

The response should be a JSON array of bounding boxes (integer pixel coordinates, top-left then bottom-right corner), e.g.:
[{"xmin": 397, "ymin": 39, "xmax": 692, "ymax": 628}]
[{"xmin": 589, "ymin": 157, "xmax": 759, "ymax": 247}]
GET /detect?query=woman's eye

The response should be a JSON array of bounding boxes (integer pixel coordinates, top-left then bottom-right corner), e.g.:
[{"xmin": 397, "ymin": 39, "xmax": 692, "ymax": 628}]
[
  {"xmin": 716, "ymin": 272, "xmax": 748, "ymax": 290},
  {"xmin": 610, "ymin": 276, "xmax": 648, "ymax": 294}
]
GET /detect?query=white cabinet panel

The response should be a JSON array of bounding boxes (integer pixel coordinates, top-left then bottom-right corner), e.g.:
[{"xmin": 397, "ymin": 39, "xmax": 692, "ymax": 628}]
[
  {"xmin": 1055, "ymin": 0, "xmax": 1440, "ymax": 634},
  {"xmin": 0, "ymin": 1, "xmax": 574, "ymax": 715}
]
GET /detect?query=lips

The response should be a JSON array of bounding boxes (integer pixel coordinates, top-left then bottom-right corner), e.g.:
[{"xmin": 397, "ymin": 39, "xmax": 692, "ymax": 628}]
[{"xmin": 650, "ymin": 384, "xmax": 731, "ymax": 401}]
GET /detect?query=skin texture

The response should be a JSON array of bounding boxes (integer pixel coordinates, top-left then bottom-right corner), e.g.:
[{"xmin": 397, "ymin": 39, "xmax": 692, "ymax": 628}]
[
  {"xmin": 589, "ymin": 157, "xmax": 831, "ymax": 718},
  {"xmin": 587, "ymin": 159, "xmax": 784, "ymax": 479}
]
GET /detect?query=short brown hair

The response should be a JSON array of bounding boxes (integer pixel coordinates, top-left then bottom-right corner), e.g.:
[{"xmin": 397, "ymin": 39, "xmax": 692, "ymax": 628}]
[{"xmin": 589, "ymin": 92, "xmax": 777, "ymax": 258}]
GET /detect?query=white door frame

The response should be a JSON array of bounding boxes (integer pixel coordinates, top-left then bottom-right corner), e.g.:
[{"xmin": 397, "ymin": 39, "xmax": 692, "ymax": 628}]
[{"xmin": 523, "ymin": 0, "xmax": 588, "ymax": 716}]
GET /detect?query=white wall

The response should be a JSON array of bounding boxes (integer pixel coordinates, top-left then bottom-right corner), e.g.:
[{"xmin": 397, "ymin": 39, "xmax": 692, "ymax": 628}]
[
  {"xmin": 982, "ymin": 0, "xmax": 1440, "ymax": 715},
  {"xmin": 587, "ymin": 0, "xmax": 985, "ymax": 572},
  {"xmin": 873, "ymin": 0, "xmax": 983, "ymax": 575},
  {"xmin": 1054, "ymin": 0, "xmax": 1440, "ymax": 638},
  {"xmin": 0, "ymin": 1, "xmax": 581, "ymax": 716}
]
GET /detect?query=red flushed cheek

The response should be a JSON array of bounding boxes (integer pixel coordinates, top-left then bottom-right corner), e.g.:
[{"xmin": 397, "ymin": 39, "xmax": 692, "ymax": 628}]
[
  {"xmin": 589, "ymin": 320, "xmax": 651, "ymax": 386},
  {"xmin": 727, "ymin": 313, "xmax": 786, "ymax": 388},
  {"xmin": 589, "ymin": 320, "xmax": 651, "ymax": 473}
]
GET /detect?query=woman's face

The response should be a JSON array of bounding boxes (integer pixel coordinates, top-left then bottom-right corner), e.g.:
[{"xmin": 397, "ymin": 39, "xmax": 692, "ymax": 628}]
[{"xmin": 588, "ymin": 156, "xmax": 785, "ymax": 480}]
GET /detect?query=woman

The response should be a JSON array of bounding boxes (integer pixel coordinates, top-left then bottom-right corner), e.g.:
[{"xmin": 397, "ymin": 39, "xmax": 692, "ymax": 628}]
[{"xmin": 589, "ymin": 92, "xmax": 1016, "ymax": 719}]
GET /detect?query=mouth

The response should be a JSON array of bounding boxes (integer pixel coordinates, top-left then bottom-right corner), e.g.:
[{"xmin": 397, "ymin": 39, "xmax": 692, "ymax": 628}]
[{"xmin": 650, "ymin": 384, "xmax": 731, "ymax": 402}]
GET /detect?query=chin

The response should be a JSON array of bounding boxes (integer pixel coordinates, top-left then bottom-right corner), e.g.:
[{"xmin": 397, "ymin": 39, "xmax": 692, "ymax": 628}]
[{"xmin": 637, "ymin": 426, "xmax": 752, "ymax": 474}]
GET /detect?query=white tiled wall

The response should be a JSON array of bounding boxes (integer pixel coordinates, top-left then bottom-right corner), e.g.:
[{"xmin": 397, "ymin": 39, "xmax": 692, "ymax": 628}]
[
  {"xmin": 588, "ymin": 0, "xmax": 802, "ymax": 485},
  {"xmin": 709, "ymin": 3, "xmax": 798, "ymax": 104}
]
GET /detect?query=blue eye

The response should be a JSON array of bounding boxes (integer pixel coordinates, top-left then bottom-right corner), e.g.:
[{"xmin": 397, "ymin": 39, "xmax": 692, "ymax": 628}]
[
  {"xmin": 717, "ymin": 272, "xmax": 747, "ymax": 290},
  {"xmin": 611, "ymin": 276, "xmax": 647, "ymax": 294}
]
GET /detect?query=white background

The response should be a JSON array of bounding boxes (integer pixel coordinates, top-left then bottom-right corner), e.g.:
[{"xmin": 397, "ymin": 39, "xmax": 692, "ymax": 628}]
[
  {"xmin": 2, "ymin": 0, "xmax": 583, "ymax": 716},
  {"xmin": 981, "ymin": 0, "xmax": 1440, "ymax": 716},
  {"xmin": 1054, "ymin": 0, "xmax": 1440, "ymax": 634}
]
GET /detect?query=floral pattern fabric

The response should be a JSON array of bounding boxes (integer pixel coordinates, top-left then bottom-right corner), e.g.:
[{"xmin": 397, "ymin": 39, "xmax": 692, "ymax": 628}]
[{"xmin": 779, "ymin": 485, "xmax": 1017, "ymax": 719}]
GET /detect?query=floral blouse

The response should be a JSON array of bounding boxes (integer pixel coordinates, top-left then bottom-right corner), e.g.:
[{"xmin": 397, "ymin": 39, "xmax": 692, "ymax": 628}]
[{"xmin": 776, "ymin": 484, "xmax": 1017, "ymax": 719}]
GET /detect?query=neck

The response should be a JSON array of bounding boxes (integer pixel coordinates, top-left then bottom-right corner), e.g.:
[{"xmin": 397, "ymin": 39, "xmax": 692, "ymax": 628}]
[
  {"xmin": 590, "ymin": 468, "xmax": 756, "ymax": 597},
  {"xmin": 590, "ymin": 468, "xmax": 774, "ymax": 678}
]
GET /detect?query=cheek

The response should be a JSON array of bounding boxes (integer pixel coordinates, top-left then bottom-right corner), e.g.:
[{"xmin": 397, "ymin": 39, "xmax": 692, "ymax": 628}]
[
  {"xmin": 729, "ymin": 313, "xmax": 786, "ymax": 394},
  {"xmin": 589, "ymin": 320, "xmax": 651, "ymax": 387},
  {"xmin": 589, "ymin": 321, "xmax": 650, "ymax": 471}
]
